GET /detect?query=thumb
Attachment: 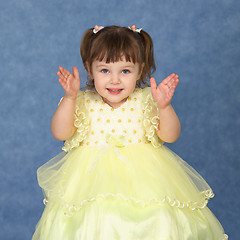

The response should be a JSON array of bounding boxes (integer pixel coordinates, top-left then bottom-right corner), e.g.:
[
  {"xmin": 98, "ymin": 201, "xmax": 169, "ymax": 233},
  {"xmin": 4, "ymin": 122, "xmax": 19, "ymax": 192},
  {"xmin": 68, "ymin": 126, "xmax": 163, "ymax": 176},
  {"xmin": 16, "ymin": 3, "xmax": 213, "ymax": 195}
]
[
  {"xmin": 72, "ymin": 67, "xmax": 80, "ymax": 80},
  {"xmin": 150, "ymin": 77, "xmax": 157, "ymax": 90}
]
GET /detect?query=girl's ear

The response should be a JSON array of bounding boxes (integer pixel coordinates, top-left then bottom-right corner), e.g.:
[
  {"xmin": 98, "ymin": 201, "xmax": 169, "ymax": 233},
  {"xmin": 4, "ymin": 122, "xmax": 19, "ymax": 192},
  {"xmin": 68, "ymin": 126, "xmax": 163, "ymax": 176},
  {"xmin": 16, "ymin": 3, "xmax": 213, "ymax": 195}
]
[{"xmin": 86, "ymin": 62, "xmax": 93, "ymax": 79}]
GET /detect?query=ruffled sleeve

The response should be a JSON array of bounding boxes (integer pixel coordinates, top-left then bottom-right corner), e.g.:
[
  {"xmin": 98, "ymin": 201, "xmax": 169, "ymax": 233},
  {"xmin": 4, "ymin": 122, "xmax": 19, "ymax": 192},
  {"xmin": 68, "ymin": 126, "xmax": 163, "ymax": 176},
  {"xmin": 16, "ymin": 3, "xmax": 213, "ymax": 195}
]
[
  {"xmin": 142, "ymin": 87, "xmax": 164, "ymax": 148},
  {"xmin": 62, "ymin": 91, "xmax": 89, "ymax": 152}
]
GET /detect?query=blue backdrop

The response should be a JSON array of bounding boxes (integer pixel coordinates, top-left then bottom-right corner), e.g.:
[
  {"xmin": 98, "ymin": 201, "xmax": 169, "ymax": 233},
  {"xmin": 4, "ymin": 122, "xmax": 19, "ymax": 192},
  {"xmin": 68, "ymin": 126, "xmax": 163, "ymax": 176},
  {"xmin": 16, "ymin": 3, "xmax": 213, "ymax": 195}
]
[{"xmin": 0, "ymin": 0, "xmax": 239, "ymax": 239}]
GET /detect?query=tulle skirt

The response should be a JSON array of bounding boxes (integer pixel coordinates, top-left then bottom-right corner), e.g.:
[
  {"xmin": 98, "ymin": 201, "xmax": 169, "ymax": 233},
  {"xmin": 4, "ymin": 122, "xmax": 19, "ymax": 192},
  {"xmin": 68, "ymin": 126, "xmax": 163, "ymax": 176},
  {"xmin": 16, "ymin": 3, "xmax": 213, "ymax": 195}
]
[{"xmin": 32, "ymin": 143, "xmax": 227, "ymax": 239}]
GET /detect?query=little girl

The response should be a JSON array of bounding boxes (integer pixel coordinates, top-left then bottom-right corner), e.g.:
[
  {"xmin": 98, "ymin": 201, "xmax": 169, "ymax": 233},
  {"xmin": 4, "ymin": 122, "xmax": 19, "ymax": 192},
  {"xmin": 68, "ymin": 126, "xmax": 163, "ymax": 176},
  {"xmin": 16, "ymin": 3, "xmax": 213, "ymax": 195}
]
[{"xmin": 33, "ymin": 25, "xmax": 227, "ymax": 239}]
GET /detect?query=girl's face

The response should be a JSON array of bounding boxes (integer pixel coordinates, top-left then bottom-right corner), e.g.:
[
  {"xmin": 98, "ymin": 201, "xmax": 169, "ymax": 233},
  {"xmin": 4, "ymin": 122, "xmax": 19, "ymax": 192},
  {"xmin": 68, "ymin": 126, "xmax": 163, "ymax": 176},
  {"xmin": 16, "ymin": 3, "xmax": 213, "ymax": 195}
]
[{"xmin": 89, "ymin": 58, "xmax": 142, "ymax": 109}]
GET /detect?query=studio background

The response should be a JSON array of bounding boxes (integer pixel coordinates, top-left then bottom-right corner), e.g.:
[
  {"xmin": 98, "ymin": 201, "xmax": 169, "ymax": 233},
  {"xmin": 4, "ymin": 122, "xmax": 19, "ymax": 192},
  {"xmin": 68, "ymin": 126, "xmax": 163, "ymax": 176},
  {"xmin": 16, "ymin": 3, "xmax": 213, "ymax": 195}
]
[{"xmin": 0, "ymin": 0, "xmax": 239, "ymax": 239}]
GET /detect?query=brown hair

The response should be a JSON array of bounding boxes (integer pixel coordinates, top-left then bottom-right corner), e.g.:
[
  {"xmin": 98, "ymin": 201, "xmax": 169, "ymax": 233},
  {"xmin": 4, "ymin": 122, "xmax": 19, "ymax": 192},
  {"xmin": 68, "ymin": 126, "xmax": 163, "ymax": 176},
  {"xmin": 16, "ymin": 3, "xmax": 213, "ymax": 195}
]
[{"xmin": 80, "ymin": 25, "xmax": 156, "ymax": 89}]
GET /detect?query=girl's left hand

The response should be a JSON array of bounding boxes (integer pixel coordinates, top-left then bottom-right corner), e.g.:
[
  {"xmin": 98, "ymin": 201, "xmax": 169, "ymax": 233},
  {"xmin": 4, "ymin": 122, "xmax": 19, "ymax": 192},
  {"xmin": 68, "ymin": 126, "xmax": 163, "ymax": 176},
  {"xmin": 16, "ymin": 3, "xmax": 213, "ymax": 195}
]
[{"xmin": 150, "ymin": 73, "xmax": 179, "ymax": 109}]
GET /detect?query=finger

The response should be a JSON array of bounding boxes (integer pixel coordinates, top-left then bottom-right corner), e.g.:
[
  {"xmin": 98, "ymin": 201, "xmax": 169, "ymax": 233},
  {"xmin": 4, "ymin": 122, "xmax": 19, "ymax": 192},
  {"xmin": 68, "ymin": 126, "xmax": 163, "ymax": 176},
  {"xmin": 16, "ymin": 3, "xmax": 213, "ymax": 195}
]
[
  {"xmin": 57, "ymin": 71, "xmax": 66, "ymax": 81},
  {"xmin": 150, "ymin": 77, "xmax": 157, "ymax": 90},
  {"xmin": 168, "ymin": 75, "xmax": 179, "ymax": 88},
  {"xmin": 72, "ymin": 67, "xmax": 80, "ymax": 80},
  {"xmin": 171, "ymin": 76, "xmax": 179, "ymax": 89},
  {"xmin": 162, "ymin": 73, "xmax": 176, "ymax": 85},
  {"xmin": 58, "ymin": 78, "xmax": 68, "ymax": 90},
  {"xmin": 174, "ymin": 77, "xmax": 179, "ymax": 87},
  {"xmin": 59, "ymin": 66, "xmax": 71, "ymax": 78},
  {"xmin": 165, "ymin": 74, "xmax": 179, "ymax": 88},
  {"xmin": 169, "ymin": 78, "xmax": 179, "ymax": 94}
]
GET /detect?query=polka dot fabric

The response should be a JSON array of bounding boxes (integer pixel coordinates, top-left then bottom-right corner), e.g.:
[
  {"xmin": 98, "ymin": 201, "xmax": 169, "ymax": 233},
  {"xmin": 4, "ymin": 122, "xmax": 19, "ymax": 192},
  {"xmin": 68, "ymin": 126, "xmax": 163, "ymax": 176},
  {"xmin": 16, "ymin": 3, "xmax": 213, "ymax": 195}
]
[{"xmin": 81, "ymin": 89, "xmax": 147, "ymax": 147}]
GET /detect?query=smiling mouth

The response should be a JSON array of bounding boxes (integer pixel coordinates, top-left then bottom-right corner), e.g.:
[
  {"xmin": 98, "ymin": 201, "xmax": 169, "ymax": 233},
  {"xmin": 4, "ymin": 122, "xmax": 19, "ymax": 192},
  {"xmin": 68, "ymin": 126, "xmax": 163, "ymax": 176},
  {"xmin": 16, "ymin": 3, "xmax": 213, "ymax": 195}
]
[{"xmin": 107, "ymin": 88, "xmax": 123, "ymax": 94}]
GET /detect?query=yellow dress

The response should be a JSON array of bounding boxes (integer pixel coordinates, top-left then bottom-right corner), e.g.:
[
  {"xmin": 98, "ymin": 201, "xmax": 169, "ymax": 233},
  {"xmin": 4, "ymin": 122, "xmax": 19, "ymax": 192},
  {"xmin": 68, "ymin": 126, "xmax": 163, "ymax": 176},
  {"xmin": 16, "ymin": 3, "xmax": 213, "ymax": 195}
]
[{"xmin": 32, "ymin": 88, "xmax": 228, "ymax": 240}]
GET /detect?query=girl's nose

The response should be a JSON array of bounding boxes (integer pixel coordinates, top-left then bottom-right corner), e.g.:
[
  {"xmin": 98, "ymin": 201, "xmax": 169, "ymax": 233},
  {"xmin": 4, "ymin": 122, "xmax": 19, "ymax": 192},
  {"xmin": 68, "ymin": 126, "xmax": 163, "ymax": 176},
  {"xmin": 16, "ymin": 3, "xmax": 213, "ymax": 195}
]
[{"xmin": 110, "ymin": 74, "xmax": 121, "ymax": 84}]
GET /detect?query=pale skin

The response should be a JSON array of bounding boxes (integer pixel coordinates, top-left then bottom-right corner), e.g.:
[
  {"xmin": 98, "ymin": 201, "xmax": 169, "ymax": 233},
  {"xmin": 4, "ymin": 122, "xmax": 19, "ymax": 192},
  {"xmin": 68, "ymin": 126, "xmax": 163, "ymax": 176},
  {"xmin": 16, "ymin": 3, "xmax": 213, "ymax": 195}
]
[
  {"xmin": 51, "ymin": 66, "xmax": 80, "ymax": 140},
  {"xmin": 51, "ymin": 65, "xmax": 180, "ymax": 143},
  {"xmin": 150, "ymin": 74, "xmax": 180, "ymax": 143}
]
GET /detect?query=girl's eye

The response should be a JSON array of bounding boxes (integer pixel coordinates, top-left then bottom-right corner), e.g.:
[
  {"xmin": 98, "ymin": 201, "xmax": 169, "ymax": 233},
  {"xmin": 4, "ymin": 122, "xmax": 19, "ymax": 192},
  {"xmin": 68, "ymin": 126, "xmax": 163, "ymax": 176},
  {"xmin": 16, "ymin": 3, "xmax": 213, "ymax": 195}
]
[
  {"xmin": 101, "ymin": 69, "xmax": 109, "ymax": 73},
  {"xmin": 122, "ymin": 69, "xmax": 130, "ymax": 74}
]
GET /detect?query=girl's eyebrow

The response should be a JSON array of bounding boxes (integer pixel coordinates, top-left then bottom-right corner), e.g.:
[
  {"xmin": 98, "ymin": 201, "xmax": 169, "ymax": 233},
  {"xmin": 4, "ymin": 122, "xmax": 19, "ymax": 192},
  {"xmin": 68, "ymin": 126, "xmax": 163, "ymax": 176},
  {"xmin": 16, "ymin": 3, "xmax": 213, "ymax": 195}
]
[{"xmin": 121, "ymin": 64, "xmax": 135, "ymax": 68}]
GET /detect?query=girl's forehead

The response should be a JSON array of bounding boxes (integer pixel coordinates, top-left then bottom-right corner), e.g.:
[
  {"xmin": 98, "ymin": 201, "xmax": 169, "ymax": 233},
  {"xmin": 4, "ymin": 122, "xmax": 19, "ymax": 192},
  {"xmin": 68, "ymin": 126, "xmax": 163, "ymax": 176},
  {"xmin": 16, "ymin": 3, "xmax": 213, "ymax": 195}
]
[
  {"xmin": 93, "ymin": 53, "xmax": 139, "ymax": 64},
  {"xmin": 91, "ymin": 47, "xmax": 140, "ymax": 64}
]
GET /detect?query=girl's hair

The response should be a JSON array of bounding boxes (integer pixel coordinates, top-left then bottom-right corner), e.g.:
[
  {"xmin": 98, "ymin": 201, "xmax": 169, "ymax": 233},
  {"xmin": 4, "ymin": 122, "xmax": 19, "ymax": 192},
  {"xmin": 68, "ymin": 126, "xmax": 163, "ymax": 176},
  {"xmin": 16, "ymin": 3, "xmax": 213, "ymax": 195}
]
[{"xmin": 80, "ymin": 25, "xmax": 156, "ymax": 89}]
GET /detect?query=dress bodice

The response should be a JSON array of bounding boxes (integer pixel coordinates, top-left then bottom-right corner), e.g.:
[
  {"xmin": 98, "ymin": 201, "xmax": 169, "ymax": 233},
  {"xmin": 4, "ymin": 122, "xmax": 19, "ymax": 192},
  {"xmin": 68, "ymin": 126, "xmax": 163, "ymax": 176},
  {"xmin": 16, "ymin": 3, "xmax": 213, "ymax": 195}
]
[
  {"xmin": 62, "ymin": 87, "xmax": 163, "ymax": 152},
  {"xmin": 81, "ymin": 89, "xmax": 147, "ymax": 147}
]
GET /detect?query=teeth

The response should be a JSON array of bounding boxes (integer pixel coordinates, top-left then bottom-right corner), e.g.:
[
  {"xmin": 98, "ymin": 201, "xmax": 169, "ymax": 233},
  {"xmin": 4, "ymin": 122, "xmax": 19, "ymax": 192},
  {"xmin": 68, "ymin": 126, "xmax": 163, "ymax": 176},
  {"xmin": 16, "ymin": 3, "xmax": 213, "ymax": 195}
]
[{"xmin": 108, "ymin": 89, "xmax": 121, "ymax": 92}]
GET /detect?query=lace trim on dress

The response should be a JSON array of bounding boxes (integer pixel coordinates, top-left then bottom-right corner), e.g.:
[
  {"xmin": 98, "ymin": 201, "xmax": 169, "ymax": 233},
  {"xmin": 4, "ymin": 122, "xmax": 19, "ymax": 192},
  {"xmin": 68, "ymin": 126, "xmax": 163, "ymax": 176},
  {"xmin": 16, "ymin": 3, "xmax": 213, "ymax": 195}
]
[
  {"xmin": 43, "ymin": 189, "xmax": 214, "ymax": 218},
  {"xmin": 142, "ymin": 88, "xmax": 164, "ymax": 148},
  {"xmin": 62, "ymin": 92, "xmax": 89, "ymax": 152}
]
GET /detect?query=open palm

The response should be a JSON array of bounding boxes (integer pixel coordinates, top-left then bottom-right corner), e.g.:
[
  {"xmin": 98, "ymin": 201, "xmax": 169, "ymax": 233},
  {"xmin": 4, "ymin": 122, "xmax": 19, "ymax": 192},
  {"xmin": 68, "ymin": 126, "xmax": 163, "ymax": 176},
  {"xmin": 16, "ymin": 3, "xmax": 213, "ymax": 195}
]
[
  {"xmin": 57, "ymin": 66, "xmax": 81, "ymax": 99},
  {"xmin": 150, "ymin": 73, "xmax": 179, "ymax": 109}
]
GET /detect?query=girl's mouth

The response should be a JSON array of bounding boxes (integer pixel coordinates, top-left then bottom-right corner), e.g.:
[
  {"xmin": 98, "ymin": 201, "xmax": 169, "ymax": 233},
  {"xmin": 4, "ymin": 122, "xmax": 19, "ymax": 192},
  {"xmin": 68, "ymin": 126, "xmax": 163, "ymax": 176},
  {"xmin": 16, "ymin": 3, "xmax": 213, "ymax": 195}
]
[{"xmin": 107, "ymin": 88, "xmax": 123, "ymax": 95}]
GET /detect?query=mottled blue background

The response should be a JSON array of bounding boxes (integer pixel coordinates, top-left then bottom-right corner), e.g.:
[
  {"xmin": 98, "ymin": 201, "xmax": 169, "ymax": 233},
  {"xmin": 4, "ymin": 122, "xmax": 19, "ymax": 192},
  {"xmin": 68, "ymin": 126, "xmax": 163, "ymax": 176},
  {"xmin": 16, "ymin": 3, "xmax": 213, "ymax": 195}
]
[{"xmin": 0, "ymin": 0, "xmax": 239, "ymax": 239}]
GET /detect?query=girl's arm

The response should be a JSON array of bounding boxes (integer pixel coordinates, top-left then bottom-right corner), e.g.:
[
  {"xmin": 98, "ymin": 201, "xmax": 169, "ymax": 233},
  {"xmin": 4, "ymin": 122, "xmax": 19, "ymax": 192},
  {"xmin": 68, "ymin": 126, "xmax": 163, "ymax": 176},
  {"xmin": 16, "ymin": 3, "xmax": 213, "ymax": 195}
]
[
  {"xmin": 150, "ymin": 74, "xmax": 181, "ymax": 143},
  {"xmin": 51, "ymin": 66, "xmax": 81, "ymax": 141}
]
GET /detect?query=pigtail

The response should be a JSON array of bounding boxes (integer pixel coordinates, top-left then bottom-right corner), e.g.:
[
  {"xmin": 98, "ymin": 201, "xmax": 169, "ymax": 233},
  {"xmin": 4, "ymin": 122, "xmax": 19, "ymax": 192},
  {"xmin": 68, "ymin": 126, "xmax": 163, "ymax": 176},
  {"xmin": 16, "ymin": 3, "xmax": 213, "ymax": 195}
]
[
  {"xmin": 80, "ymin": 28, "xmax": 95, "ymax": 89},
  {"xmin": 80, "ymin": 28, "xmax": 95, "ymax": 71},
  {"xmin": 139, "ymin": 30, "xmax": 156, "ymax": 83}
]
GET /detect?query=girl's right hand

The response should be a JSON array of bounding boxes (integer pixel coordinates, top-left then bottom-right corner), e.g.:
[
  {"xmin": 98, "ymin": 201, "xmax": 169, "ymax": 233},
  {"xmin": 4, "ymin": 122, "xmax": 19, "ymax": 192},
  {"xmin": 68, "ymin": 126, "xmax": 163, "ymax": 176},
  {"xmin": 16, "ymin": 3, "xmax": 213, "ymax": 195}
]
[{"xmin": 57, "ymin": 66, "xmax": 80, "ymax": 100}]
